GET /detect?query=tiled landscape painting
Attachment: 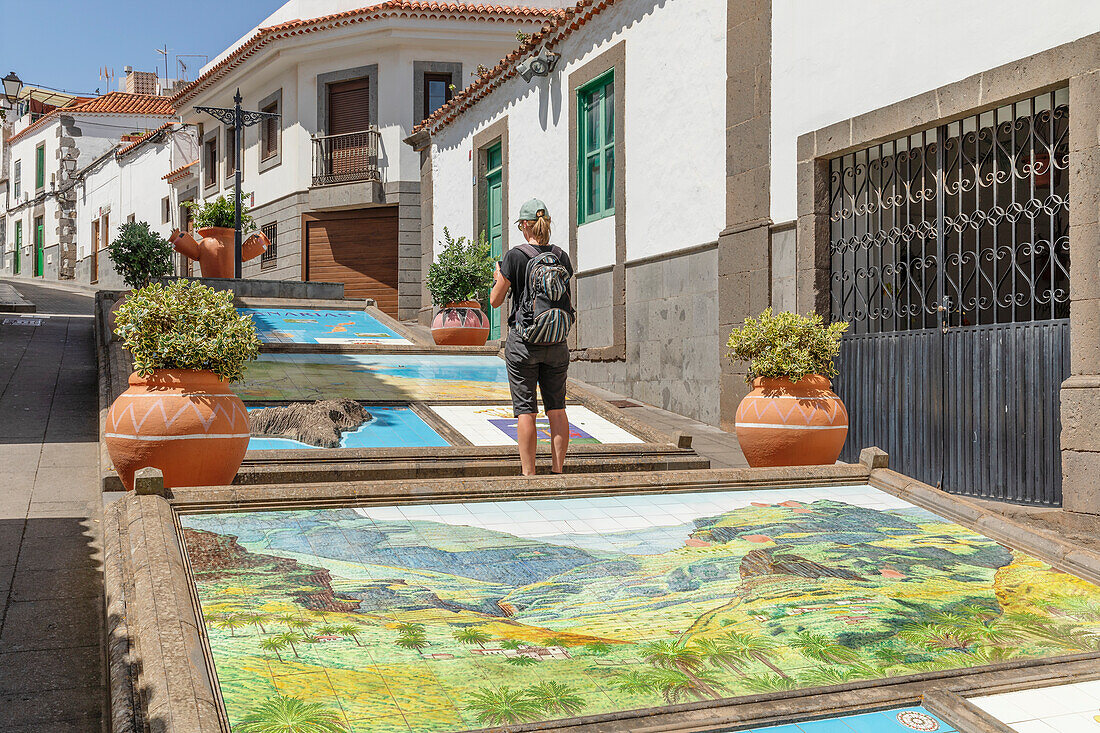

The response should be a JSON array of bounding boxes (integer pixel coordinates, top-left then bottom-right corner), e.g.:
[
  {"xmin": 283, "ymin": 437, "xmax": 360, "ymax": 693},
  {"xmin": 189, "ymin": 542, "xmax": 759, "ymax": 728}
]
[
  {"xmin": 246, "ymin": 406, "xmax": 449, "ymax": 450},
  {"xmin": 240, "ymin": 308, "xmax": 412, "ymax": 345},
  {"xmin": 180, "ymin": 486, "xmax": 1100, "ymax": 733},
  {"xmin": 234, "ymin": 354, "xmax": 513, "ymax": 402},
  {"xmin": 428, "ymin": 404, "xmax": 643, "ymax": 446}
]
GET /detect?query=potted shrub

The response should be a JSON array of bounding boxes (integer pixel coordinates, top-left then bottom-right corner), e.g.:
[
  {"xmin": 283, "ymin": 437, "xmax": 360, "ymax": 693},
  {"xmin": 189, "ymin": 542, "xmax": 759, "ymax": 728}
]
[
  {"xmin": 169, "ymin": 196, "xmax": 270, "ymax": 279},
  {"xmin": 106, "ymin": 220, "xmax": 175, "ymax": 288},
  {"xmin": 105, "ymin": 279, "xmax": 261, "ymax": 490},
  {"xmin": 726, "ymin": 308, "xmax": 850, "ymax": 467},
  {"xmin": 426, "ymin": 227, "xmax": 494, "ymax": 346}
]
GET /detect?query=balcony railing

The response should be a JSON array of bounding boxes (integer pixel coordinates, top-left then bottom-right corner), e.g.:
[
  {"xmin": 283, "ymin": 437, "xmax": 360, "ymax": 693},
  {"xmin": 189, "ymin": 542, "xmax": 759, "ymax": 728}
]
[{"xmin": 311, "ymin": 128, "xmax": 381, "ymax": 186}]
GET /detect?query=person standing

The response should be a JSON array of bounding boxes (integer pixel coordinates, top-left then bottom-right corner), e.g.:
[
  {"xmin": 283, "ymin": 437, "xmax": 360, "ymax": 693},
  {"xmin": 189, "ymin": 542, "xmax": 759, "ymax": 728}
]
[{"xmin": 490, "ymin": 198, "xmax": 575, "ymax": 476}]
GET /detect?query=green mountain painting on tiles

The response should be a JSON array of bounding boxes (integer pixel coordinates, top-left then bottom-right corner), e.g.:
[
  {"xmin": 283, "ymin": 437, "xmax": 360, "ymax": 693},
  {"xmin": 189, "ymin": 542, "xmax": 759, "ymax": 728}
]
[{"xmin": 179, "ymin": 492, "xmax": 1100, "ymax": 733}]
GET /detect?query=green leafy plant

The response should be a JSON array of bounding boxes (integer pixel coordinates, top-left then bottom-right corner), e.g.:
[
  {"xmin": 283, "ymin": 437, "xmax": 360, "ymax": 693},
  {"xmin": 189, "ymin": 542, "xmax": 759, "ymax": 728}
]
[
  {"xmin": 181, "ymin": 195, "xmax": 255, "ymax": 232},
  {"xmin": 112, "ymin": 279, "xmax": 260, "ymax": 382},
  {"xmin": 726, "ymin": 308, "xmax": 849, "ymax": 383},
  {"xmin": 106, "ymin": 220, "xmax": 174, "ymax": 288},
  {"xmin": 425, "ymin": 227, "xmax": 494, "ymax": 306}
]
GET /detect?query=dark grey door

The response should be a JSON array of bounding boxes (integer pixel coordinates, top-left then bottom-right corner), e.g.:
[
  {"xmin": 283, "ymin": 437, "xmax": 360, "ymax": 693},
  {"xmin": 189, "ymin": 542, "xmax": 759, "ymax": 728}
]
[{"xmin": 830, "ymin": 89, "xmax": 1070, "ymax": 505}]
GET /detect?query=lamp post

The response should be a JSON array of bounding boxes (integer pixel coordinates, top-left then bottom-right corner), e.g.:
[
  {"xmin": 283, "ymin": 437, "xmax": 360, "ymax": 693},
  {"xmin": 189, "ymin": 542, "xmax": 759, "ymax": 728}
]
[{"xmin": 195, "ymin": 88, "xmax": 280, "ymax": 278}]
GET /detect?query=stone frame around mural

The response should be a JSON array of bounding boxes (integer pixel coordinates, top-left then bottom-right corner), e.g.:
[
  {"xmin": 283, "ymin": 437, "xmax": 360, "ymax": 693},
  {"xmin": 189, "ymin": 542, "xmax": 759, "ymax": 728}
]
[{"xmin": 794, "ymin": 31, "xmax": 1100, "ymax": 513}]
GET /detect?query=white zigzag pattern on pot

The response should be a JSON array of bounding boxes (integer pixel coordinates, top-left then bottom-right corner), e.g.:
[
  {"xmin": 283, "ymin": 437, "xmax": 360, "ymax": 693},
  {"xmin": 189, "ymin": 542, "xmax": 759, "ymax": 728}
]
[
  {"xmin": 737, "ymin": 395, "xmax": 846, "ymax": 426},
  {"xmin": 109, "ymin": 397, "xmax": 249, "ymax": 435}
]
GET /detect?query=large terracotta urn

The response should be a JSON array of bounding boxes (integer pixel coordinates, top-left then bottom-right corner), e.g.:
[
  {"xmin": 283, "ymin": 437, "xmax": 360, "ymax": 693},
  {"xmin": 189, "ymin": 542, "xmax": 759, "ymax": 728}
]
[
  {"xmin": 431, "ymin": 300, "xmax": 491, "ymax": 346},
  {"xmin": 734, "ymin": 375, "xmax": 849, "ymax": 467},
  {"xmin": 168, "ymin": 227, "xmax": 269, "ymax": 279},
  {"xmin": 105, "ymin": 369, "xmax": 251, "ymax": 491}
]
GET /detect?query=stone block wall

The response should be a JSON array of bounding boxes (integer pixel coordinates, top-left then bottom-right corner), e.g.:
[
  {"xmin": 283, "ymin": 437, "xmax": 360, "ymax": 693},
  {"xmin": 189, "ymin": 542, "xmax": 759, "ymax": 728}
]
[{"xmin": 242, "ymin": 191, "xmax": 308, "ymax": 282}]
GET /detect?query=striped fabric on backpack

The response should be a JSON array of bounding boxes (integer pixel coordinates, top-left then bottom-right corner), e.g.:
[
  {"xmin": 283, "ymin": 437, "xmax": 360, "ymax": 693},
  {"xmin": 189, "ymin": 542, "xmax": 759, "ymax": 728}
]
[{"xmin": 517, "ymin": 243, "xmax": 574, "ymax": 345}]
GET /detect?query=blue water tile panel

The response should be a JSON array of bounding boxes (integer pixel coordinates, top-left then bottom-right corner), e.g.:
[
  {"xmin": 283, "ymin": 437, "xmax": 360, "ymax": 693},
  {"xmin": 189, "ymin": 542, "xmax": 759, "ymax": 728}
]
[
  {"xmin": 239, "ymin": 308, "xmax": 412, "ymax": 344},
  {"xmin": 247, "ymin": 405, "xmax": 450, "ymax": 450},
  {"xmin": 747, "ymin": 708, "xmax": 955, "ymax": 733}
]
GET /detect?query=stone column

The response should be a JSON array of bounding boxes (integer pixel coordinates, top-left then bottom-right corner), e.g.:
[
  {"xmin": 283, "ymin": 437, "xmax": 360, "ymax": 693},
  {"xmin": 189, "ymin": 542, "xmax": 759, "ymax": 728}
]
[
  {"xmin": 1061, "ymin": 67, "xmax": 1100, "ymax": 514},
  {"xmin": 718, "ymin": 0, "xmax": 773, "ymax": 430}
]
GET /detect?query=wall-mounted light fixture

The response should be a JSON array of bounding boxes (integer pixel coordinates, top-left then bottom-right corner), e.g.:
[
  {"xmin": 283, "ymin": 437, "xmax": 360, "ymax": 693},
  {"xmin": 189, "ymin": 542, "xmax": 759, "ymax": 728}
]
[{"xmin": 517, "ymin": 47, "xmax": 560, "ymax": 83}]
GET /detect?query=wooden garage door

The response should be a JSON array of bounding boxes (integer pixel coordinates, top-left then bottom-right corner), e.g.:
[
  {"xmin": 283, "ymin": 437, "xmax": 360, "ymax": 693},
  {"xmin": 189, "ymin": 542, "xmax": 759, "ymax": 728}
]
[{"xmin": 304, "ymin": 207, "xmax": 399, "ymax": 316}]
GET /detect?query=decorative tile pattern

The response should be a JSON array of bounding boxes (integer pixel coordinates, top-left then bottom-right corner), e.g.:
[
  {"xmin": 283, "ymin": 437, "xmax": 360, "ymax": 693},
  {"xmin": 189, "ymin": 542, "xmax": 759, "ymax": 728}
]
[
  {"xmin": 234, "ymin": 354, "xmax": 513, "ymax": 402},
  {"xmin": 428, "ymin": 404, "xmax": 643, "ymax": 445},
  {"xmin": 180, "ymin": 485, "xmax": 1100, "ymax": 733},
  {"xmin": 747, "ymin": 708, "xmax": 955, "ymax": 732},
  {"xmin": 240, "ymin": 308, "xmax": 412, "ymax": 345},
  {"xmin": 247, "ymin": 406, "xmax": 450, "ymax": 450},
  {"xmin": 971, "ymin": 680, "xmax": 1100, "ymax": 732}
]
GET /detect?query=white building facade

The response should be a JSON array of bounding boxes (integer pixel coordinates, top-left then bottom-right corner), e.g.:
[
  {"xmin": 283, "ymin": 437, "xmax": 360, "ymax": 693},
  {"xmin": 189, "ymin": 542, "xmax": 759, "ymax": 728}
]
[
  {"xmin": 172, "ymin": 1, "xmax": 565, "ymax": 319},
  {"xmin": 416, "ymin": 0, "xmax": 728, "ymax": 423}
]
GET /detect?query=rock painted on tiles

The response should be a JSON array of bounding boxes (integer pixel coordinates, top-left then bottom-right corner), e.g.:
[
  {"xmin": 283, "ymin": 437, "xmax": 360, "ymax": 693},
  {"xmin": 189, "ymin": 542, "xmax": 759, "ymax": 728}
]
[{"xmin": 105, "ymin": 369, "xmax": 250, "ymax": 490}]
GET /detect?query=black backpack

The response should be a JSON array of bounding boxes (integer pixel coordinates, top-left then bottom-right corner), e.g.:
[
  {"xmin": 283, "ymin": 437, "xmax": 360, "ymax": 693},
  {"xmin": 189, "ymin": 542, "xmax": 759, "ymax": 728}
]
[{"xmin": 516, "ymin": 243, "xmax": 574, "ymax": 345}]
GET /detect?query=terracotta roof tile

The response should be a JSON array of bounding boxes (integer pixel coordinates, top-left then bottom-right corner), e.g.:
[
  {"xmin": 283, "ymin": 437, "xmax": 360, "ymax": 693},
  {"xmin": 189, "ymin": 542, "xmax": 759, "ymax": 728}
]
[
  {"xmin": 162, "ymin": 160, "xmax": 198, "ymax": 182},
  {"xmin": 413, "ymin": 0, "xmax": 616, "ymax": 137},
  {"xmin": 8, "ymin": 92, "xmax": 175, "ymax": 144},
  {"xmin": 173, "ymin": 1, "xmax": 566, "ymax": 104},
  {"xmin": 117, "ymin": 121, "xmax": 177, "ymax": 157}
]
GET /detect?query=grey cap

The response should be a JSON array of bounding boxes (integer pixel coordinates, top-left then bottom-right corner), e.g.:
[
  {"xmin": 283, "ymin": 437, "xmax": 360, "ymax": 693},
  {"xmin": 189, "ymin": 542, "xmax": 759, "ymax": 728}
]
[{"xmin": 516, "ymin": 197, "xmax": 550, "ymax": 222}]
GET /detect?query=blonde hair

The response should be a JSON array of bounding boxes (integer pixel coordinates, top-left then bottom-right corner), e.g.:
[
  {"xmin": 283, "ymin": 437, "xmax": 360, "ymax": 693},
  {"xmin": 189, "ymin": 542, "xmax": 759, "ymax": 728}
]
[{"xmin": 526, "ymin": 209, "xmax": 552, "ymax": 245}]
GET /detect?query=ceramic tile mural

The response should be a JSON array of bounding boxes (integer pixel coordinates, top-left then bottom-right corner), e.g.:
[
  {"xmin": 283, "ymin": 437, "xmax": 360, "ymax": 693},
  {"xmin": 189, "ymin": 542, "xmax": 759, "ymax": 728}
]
[
  {"xmin": 234, "ymin": 354, "xmax": 513, "ymax": 402},
  {"xmin": 428, "ymin": 405, "xmax": 642, "ymax": 446},
  {"xmin": 180, "ymin": 485, "xmax": 1100, "ymax": 733},
  {"xmin": 742, "ymin": 708, "xmax": 955, "ymax": 732},
  {"xmin": 247, "ymin": 406, "xmax": 450, "ymax": 450},
  {"xmin": 240, "ymin": 308, "xmax": 412, "ymax": 345},
  {"xmin": 971, "ymin": 680, "xmax": 1100, "ymax": 732}
]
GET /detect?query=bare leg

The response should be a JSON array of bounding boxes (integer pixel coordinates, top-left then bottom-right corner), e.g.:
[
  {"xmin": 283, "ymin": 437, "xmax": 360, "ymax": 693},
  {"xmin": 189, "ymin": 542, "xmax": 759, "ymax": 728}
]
[
  {"xmin": 516, "ymin": 413, "xmax": 538, "ymax": 476},
  {"xmin": 547, "ymin": 408, "xmax": 569, "ymax": 473}
]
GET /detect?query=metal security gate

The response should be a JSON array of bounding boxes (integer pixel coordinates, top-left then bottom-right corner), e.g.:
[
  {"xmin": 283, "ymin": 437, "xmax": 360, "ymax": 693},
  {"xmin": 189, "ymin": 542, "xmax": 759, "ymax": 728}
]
[{"xmin": 830, "ymin": 89, "xmax": 1070, "ymax": 504}]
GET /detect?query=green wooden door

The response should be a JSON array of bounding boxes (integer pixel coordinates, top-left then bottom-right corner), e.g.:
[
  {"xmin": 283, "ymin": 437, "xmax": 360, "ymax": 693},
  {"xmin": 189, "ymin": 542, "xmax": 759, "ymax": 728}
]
[
  {"xmin": 33, "ymin": 217, "xmax": 44, "ymax": 277},
  {"xmin": 13, "ymin": 221, "xmax": 21, "ymax": 275},
  {"xmin": 485, "ymin": 143, "xmax": 504, "ymax": 339}
]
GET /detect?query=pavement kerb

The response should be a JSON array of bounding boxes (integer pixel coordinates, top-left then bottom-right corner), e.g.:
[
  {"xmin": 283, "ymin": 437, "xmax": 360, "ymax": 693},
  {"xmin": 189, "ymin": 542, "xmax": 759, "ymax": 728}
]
[
  {"xmin": 922, "ymin": 689, "xmax": 1016, "ymax": 733},
  {"xmin": 869, "ymin": 467, "xmax": 1100, "ymax": 586}
]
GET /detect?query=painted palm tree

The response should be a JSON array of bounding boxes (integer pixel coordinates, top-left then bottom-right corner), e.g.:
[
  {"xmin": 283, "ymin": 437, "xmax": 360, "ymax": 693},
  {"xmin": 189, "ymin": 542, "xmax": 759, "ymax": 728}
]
[
  {"xmin": 236, "ymin": 695, "xmax": 349, "ymax": 733},
  {"xmin": 505, "ymin": 655, "xmax": 538, "ymax": 666},
  {"xmin": 723, "ymin": 631, "xmax": 791, "ymax": 679},
  {"xmin": 465, "ymin": 686, "xmax": 541, "ymax": 726},
  {"xmin": 259, "ymin": 637, "xmax": 288, "ymax": 663},
  {"xmin": 1004, "ymin": 612, "xmax": 1093, "ymax": 651},
  {"xmin": 870, "ymin": 644, "xmax": 910, "ymax": 671},
  {"xmin": 741, "ymin": 673, "xmax": 797, "ymax": 693},
  {"xmin": 526, "ymin": 681, "xmax": 586, "ymax": 716},
  {"xmin": 288, "ymin": 618, "xmax": 316, "ymax": 634},
  {"xmin": 315, "ymin": 625, "xmax": 339, "ymax": 637},
  {"xmin": 950, "ymin": 610, "xmax": 1024, "ymax": 648},
  {"xmin": 611, "ymin": 669, "xmax": 663, "ymax": 697},
  {"xmin": 692, "ymin": 637, "xmax": 748, "ymax": 676},
  {"xmin": 898, "ymin": 621, "xmax": 977, "ymax": 652},
  {"xmin": 274, "ymin": 631, "xmax": 304, "ymax": 659},
  {"xmin": 334, "ymin": 624, "xmax": 363, "ymax": 646},
  {"xmin": 499, "ymin": 639, "xmax": 525, "ymax": 650},
  {"xmin": 800, "ymin": 665, "xmax": 873, "ymax": 686},
  {"xmin": 639, "ymin": 639, "xmax": 703, "ymax": 674},
  {"xmin": 244, "ymin": 612, "xmax": 271, "ymax": 635},
  {"xmin": 453, "ymin": 627, "xmax": 491, "ymax": 649},
  {"xmin": 396, "ymin": 631, "xmax": 429, "ymax": 654},
  {"xmin": 644, "ymin": 667, "xmax": 727, "ymax": 703},
  {"xmin": 789, "ymin": 631, "xmax": 860, "ymax": 665},
  {"xmin": 584, "ymin": 641, "xmax": 612, "ymax": 656},
  {"xmin": 217, "ymin": 614, "xmax": 248, "ymax": 638},
  {"xmin": 276, "ymin": 613, "xmax": 300, "ymax": 630},
  {"xmin": 395, "ymin": 622, "xmax": 425, "ymax": 635}
]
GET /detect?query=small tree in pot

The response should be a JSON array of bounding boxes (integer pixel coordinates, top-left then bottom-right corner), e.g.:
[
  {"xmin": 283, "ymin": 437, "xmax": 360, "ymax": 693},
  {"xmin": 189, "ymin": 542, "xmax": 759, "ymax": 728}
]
[
  {"xmin": 727, "ymin": 309, "xmax": 850, "ymax": 467},
  {"xmin": 169, "ymin": 196, "xmax": 268, "ymax": 279},
  {"xmin": 426, "ymin": 227, "xmax": 495, "ymax": 346},
  {"xmin": 106, "ymin": 221, "xmax": 175, "ymax": 288},
  {"xmin": 106, "ymin": 279, "xmax": 261, "ymax": 490}
]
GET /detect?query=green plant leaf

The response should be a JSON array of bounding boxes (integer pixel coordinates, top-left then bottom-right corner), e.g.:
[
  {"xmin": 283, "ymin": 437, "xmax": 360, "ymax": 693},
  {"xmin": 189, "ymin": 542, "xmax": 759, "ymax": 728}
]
[
  {"xmin": 726, "ymin": 308, "xmax": 850, "ymax": 383},
  {"xmin": 426, "ymin": 227, "xmax": 495, "ymax": 306}
]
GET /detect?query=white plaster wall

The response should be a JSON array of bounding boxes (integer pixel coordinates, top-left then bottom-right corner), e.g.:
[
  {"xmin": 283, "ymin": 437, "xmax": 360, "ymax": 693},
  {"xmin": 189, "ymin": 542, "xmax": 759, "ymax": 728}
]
[
  {"xmin": 77, "ymin": 155, "xmax": 120, "ymax": 261},
  {"xmin": 119, "ymin": 143, "xmax": 175, "ymax": 236},
  {"xmin": 430, "ymin": 0, "xmax": 726, "ymax": 266},
  {"xmin": 771, "ymin": 0, "xmax": 1100, "ymax": 223}
]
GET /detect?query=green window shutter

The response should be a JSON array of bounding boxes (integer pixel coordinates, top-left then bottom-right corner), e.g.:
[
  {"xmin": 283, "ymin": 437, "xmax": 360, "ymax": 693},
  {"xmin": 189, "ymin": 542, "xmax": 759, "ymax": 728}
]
[
  {"xmin": 35, "ymin": 145, "xmax": 45, "ymax": 189},
  {"xmin": 577, "ymin": 70, "xmax": 615, "ymax": 225}
]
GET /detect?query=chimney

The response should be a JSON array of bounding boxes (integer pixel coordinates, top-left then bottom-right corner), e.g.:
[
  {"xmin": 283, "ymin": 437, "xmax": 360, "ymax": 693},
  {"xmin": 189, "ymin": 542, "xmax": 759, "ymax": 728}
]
[{"xmin": 125, "ymin": 68, "xmax": 159, "ymax": 95}]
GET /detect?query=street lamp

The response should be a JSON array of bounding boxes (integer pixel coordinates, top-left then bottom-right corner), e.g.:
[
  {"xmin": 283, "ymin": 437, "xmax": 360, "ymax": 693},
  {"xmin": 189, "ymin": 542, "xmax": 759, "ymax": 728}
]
[
  {"xmin": 62, "ymin": 155, "xmax": 78, "ymax": 173},
  {"xmin": 2, "ymin": 71, "xmax": 23, "ymax": 103},
  {"xmin": 195, "ymin": 88, "xmax": 280, "ymax": 279}
]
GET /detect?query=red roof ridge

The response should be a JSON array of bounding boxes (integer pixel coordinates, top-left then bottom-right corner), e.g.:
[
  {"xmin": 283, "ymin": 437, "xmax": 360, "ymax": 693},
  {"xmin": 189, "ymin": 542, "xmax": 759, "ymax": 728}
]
[
  {"xmin": 117, "ymin": 121, "xmax": 177, "ymax": 157},
  {"xmin": 162, "ymin": 160, "xmax": 198, "ymax": 181},
  {"xmin": 173, "ymin": 1, "xmax": 567, "ymax": 105},
  {"xmin": 8, "ymin": 92, "xmax": 175, "ymax": 145},
  {"xmin": 412, "ymin": 0, "xmax": 615, "ymax": 138}
]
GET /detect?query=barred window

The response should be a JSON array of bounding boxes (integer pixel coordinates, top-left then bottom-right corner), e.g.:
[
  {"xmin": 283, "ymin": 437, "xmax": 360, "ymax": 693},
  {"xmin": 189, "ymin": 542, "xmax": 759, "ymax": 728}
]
[{"xmin": 260, "ymin": 221, "xmax": 278, "ymax": 268}]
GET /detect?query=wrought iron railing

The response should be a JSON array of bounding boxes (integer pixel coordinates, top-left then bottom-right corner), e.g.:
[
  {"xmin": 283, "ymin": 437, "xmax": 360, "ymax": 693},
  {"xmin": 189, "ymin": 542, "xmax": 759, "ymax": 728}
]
[{"xmin": 311, "ymin": 128, "xmax": 381, "ymax": 186}]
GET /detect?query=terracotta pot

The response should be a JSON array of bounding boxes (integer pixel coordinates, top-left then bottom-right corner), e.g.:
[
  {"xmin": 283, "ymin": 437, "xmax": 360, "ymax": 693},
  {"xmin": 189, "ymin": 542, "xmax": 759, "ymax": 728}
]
[
  {"xmin": 105, "ymin": 369, "xmax": 250, "ymax": 490},
  {"xmin": 430, "ymin": 300, "xmax": 491, "ymax": 346},
  {"xmin": 168, "ymin": 226, "xmax": 270, "ymax": 279},
  {"xmin": 734, "ymin": 375, "xmax": 849, "ymax": 467}
]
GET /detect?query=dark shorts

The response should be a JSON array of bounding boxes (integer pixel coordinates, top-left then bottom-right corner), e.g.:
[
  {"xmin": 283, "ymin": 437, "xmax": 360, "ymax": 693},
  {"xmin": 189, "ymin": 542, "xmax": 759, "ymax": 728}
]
[{"xmin": 504, "ymin": 334, "xmax": 569, "ymax": 416}]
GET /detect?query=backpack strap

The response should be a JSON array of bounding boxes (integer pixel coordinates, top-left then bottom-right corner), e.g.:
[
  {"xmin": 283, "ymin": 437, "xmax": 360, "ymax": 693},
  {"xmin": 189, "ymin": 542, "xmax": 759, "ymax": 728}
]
[{"xmin": 517, "ymin": 243, "xmax": 541, "ymax": 259}]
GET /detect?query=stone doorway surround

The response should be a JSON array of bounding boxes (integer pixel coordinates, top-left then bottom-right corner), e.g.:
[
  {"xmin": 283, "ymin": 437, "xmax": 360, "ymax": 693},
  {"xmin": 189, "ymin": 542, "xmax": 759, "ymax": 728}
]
[{"xmin": 794, "ymin": 31, "xmax": 1100, "ymax": 514}]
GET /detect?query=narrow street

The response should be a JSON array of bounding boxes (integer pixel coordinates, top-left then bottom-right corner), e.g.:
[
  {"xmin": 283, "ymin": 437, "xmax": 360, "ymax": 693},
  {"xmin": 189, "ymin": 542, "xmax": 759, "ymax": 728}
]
[{"xmin": 0, "ymin": 279, "xmax": 105, "ymax": 732}]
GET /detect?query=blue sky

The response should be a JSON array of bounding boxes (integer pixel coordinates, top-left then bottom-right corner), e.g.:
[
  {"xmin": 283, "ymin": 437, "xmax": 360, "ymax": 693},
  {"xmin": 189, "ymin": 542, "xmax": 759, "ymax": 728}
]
[{"xmin": 2, "ymin": 0, "xmax": 283, "ymax": 96}]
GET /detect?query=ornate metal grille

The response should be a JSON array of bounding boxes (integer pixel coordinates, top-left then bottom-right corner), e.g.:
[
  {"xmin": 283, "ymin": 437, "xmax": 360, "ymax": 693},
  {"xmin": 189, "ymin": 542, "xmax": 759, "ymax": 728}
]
[
  {"xmin": 830, "ymin": 89, "xmax": 1069, "ymax": 334},
  {"xmin": 260, "ymin": 221, "xmax": 278, "ymax": 269}
]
